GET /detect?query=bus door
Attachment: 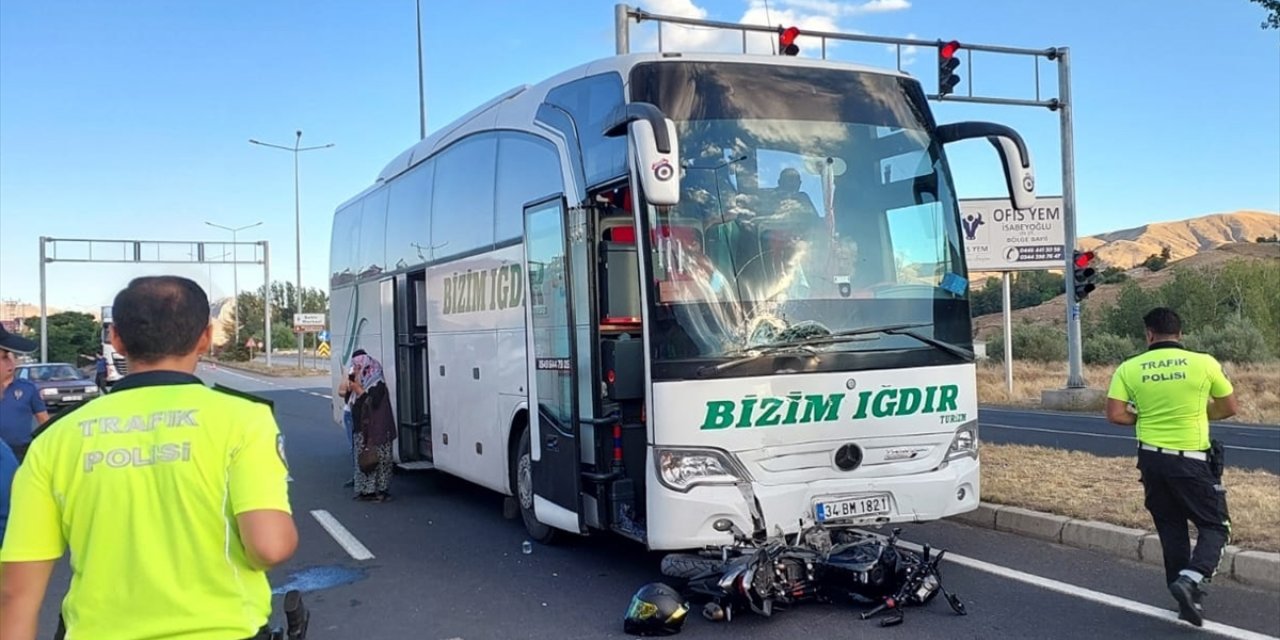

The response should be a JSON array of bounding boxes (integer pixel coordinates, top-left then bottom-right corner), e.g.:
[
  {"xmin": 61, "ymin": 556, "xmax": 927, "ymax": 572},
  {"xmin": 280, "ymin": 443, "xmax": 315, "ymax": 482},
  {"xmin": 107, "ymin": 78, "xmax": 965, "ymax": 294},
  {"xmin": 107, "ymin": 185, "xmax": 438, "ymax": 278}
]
[
  {"xmin": 393, "ymin": 271, "xmax": 433, "ymax": 466},
  {"xmin": 523, "ymin": 195, "xmax": 583, "ymax": 527}
]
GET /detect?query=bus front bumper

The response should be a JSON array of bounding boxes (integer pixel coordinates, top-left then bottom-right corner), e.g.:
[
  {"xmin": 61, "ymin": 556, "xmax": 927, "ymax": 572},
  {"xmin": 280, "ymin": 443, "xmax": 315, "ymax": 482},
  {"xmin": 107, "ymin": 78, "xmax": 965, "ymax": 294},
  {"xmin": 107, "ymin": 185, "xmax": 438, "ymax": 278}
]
[{"xmin": 646, "ymin": 455, "xmax": 980, "ymax": 551}]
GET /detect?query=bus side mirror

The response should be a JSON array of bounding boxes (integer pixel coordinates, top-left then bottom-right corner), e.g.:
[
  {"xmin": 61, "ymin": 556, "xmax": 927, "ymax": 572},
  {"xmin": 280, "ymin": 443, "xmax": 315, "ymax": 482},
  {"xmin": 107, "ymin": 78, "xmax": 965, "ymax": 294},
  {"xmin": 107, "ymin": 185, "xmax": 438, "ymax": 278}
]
[
  {"xmin": 936, "ymin": 122, "xmax": 1036, "ymax": 210},
  {"xmin": 604, "ymin": 102, "xmax": 681, "ymax": 207}
]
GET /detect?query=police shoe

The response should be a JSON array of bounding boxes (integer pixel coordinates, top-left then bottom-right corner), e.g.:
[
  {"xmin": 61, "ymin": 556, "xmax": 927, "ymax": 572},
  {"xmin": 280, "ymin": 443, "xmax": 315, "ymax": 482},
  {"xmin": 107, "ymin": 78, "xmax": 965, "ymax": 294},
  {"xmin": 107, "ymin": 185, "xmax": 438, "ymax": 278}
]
[{"xmin": 1169, "ymin": 576, "xmax": 1204, "ymax": 627}]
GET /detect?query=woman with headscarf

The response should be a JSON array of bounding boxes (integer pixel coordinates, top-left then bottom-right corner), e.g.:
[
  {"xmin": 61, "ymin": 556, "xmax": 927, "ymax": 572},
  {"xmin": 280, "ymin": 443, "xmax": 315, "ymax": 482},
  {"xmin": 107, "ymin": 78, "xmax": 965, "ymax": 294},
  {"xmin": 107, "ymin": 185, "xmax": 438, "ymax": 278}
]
[{"xmin": 349, "ymin": 353, "xmax": 395, "ymax": 502}]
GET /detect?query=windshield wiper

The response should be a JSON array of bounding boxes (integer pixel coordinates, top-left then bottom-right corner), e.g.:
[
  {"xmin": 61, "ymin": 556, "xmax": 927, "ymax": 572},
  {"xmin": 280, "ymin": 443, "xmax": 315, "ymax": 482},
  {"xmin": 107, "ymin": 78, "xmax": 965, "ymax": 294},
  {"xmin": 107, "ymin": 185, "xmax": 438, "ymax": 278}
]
[
  {"xmin": 695, "ymin": 343, "xmax": 820, "ymax": 377},
  {"xmin": 693, "ymin": 322, "xmax": 971, "ymax": 378},
  {"xmin": 822, "ymin": 322, "xmax": 974, "ymax": 360},
  {"xmin": 695, "ymin": 331, "xmax": 882, "ymax": 378}
]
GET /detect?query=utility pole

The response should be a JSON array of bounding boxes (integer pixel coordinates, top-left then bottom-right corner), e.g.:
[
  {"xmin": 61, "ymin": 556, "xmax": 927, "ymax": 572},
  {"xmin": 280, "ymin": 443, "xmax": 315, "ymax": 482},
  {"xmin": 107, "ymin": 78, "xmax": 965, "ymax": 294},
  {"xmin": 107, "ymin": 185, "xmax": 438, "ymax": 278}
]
[
  {"xmin": 205, "ymin": 221, "xmax": 262, "ymax": 344},
  {"xmin": 250, "ymin": 131, "xmax": 334, "ymax": 370}
]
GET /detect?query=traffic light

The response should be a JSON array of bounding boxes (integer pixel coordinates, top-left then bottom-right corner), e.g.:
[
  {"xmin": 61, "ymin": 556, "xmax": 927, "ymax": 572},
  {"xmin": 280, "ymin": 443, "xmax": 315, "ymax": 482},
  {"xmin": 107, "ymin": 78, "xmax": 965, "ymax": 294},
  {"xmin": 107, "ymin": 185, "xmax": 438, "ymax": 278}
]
[
  {"xmin": 779, "ymin": 26, "xmax": 800, "ymax": 56},
  {"xmin": 937, "ymin": 40, "xmax": 961, "ymax": 96},
  {"xmin": 1073, "ymin": 250, "xmax": 1097, "ymax": 301}
]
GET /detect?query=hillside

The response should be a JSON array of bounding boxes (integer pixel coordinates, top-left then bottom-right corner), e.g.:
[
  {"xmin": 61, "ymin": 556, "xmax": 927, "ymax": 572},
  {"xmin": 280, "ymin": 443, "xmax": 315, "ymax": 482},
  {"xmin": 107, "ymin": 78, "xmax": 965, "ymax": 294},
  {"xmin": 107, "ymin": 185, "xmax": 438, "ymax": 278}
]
[
  {"xmin": 973, "ymin": 241, "xmax": 1280, "ymax": 340},
  {"xmin": 1078, "ymin": 210, "xmax": 1277, "ymax": 269}
]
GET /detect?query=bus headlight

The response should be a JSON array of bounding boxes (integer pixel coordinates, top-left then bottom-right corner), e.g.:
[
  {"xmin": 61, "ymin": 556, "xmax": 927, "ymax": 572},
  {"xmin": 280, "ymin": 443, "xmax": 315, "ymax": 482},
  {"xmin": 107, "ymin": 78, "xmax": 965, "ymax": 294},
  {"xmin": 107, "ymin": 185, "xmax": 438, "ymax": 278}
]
[
  {"xmin": 655, "ymin": 447, "xmax": 748, "ymax": 492},
  {"xmin": 946, "ymin": 421, "xmax": 979, "ymax": 461}
]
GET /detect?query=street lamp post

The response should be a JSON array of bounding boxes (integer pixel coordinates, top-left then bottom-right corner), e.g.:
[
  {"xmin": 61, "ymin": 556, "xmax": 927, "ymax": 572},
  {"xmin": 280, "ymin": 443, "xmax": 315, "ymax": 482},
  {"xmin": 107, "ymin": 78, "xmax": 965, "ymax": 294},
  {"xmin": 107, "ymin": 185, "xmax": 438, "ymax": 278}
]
[
  {"xmin": 187, "ymin": 249, "xmax": 232, "ymax": 356},
  {"xmin": 185, "ymin": 249, "xmax": 232, "ymax": 295},
  {"xmin": 204, "ymin": 221, "xmax": 262, "ymax": 345},
  {"xmin": 250, "ymin": 131, "xmax": 334, "ymax": 370}
]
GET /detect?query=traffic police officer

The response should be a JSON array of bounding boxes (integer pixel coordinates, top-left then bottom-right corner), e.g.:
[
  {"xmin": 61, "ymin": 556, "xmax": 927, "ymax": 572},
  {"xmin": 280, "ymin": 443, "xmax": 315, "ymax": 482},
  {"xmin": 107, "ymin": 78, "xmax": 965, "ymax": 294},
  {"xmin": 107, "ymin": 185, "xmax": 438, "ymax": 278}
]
[
  {"xmin": 1106, "ymin": 307, "xmax": 1236, "ymax": 628},
  {"xmin": 0, "ymin": 276, "xmax": 298, "ymax": 640}
]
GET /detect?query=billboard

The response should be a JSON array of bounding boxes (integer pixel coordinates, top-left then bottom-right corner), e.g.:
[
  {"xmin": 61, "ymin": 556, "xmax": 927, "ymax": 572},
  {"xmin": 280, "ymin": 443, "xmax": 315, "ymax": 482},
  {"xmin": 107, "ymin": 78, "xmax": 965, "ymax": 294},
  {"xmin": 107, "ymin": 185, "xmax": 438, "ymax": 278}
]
[{"xmin": 958, "ymin": 196, "xmax": 1066, "ymax": 272}]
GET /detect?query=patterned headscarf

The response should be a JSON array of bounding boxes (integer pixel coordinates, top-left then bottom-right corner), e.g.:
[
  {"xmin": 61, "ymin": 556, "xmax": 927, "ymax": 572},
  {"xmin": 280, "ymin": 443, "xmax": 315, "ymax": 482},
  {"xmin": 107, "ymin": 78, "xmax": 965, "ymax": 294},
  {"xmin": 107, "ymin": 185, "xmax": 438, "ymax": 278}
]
[{"xmin": 351, "ymin": 353, "xmax": 384, "ymax": 394}]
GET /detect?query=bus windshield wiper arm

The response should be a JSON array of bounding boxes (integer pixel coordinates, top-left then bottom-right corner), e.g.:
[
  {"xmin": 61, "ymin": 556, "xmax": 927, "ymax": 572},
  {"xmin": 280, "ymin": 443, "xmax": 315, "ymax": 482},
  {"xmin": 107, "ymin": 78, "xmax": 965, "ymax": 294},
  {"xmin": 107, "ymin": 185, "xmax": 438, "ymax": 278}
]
[
  {"xmin": 824, "ymin": 322, "xmax": 973, "ymax": 360},
  {"xmin": 695, "ymin": 344, "xmax": 819, "ymax": 378},
  {"xmin": 695, "ymin": 323, "xmax": 970, "ymax": 377}
]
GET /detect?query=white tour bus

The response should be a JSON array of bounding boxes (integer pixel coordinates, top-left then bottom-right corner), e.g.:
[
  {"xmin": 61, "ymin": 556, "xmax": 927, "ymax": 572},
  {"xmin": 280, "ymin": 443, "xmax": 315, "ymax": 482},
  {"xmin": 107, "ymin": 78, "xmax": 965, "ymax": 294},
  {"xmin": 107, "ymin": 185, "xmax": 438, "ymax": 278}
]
[{"xmin": 329, "ymin": 49, "xmax": 1036, "ymax": 550}]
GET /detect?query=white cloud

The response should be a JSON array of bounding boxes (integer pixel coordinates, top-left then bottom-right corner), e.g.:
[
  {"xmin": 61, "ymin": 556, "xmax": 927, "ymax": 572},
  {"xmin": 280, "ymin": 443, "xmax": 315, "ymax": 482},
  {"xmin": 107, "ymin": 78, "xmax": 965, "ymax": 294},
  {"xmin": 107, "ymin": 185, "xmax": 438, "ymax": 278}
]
[
  {"xmin": 886, "ymin": 32, "xmax": 919, "ymax": 68},
  {"xmin": 774, "ymin": 0, "xmax": 841, "ymax": 15},
  {"xmin": 847, "ymin": 0, "xmax": 911, "ymax": 15}
]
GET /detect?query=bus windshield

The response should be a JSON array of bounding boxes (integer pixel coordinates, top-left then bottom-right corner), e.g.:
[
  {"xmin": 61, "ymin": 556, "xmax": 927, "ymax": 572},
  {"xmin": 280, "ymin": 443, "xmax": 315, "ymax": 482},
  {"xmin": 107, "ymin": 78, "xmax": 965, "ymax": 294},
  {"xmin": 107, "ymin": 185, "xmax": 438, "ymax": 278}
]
[{"xmin": 629, "ymin": 62, "xmax": 971, "ymax": 378}]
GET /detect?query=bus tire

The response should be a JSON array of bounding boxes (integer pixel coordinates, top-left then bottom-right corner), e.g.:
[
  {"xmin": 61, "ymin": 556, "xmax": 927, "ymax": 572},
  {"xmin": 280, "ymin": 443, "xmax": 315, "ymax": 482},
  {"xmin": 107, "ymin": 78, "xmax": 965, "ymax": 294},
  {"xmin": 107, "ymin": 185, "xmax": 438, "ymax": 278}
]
[
  {"xmin": 660, "ymin": 554, "xmax": 725, "ymax": 580},
  {"xmin": 515, "ymin": 426, "xmax": 557, "ymax": 545}
]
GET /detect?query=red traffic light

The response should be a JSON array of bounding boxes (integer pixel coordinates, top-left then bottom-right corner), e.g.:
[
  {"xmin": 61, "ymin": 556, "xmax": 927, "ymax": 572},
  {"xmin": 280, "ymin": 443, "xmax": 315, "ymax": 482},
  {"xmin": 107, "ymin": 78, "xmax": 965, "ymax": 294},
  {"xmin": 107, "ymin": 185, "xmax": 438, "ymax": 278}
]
[
  {"xmin": 1074, "ymin": 250, "xmax": 1095, "ymax": 269},
  {"xmin": 940, "ymin": 40, "xmax": 961, "ymax": 59},
  {"xmin": 779, "ymin": 26, "xmax": 800, "ymax": 55},
  {"xmin": 780, "ymin": 26, "xmax": 801, "ymax": 47}
]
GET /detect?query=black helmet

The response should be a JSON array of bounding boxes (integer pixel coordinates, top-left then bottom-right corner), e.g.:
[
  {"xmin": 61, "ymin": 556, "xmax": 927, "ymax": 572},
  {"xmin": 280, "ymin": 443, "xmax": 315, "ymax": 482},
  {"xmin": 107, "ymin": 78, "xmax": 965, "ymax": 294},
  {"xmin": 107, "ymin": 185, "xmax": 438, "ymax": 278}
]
[{"xmin": 623, "ymin": 582, "xmax": 689, "ymax": 636}]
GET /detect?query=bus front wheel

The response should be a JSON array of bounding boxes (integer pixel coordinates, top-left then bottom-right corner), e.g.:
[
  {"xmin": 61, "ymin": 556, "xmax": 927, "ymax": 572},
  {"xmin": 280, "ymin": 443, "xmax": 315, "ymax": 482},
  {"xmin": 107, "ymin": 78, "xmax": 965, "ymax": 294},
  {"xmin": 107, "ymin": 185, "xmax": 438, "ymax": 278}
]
[{"xmin": 515, "ymin": 426, "xmax": 557, "ymax": 545}]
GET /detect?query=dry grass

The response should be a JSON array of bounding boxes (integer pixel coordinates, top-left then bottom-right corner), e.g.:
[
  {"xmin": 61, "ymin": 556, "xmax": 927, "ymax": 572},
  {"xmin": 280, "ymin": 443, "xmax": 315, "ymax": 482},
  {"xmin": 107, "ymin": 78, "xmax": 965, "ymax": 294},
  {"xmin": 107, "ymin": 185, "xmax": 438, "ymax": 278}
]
[
  {"xmin": 976, "ymin": 360, "xmax": 1280, "ymax": 425},
  {"xmin": 982, "ymin": 444, "xmax": 1280, "ymax": 551}
]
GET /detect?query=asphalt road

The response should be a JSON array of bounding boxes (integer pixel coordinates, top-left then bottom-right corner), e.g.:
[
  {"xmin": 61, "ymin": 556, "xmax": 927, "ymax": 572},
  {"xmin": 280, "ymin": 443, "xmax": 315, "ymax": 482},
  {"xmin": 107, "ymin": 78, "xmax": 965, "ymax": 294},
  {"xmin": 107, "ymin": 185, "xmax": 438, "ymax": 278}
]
[
  {"xmin": 29, "ymin": 365, "xmax": 1280, "ymax": 640},
  {"xmin": 979, "ymin": 406, "xmax": 1280, "ymax": 474}
]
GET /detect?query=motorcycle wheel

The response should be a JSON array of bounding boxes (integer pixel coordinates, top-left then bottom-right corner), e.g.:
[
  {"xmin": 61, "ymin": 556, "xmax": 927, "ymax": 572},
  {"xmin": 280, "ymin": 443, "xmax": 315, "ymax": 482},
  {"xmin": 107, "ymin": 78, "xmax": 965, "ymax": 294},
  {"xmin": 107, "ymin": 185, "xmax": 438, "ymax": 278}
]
[{"xmin": 661, "ymin": 554, "xmax": 728, "ymax": 580}]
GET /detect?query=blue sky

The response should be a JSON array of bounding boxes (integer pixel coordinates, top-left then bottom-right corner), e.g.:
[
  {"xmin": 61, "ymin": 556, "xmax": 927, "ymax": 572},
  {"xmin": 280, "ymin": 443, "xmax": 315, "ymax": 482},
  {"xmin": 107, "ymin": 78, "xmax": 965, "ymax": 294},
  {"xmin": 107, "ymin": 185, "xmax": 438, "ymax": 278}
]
[{"xmin": 1, "ymin": 0, "xmax": 1277, "ymax": 312}]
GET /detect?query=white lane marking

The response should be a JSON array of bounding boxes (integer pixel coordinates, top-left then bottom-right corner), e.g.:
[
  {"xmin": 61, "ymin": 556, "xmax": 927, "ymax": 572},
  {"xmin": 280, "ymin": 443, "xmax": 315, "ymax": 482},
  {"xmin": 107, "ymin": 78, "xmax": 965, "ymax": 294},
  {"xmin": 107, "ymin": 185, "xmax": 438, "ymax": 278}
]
[
  {"xmin": 310, "ymin": 509, "xmax": 375, "ymax": 561},
  {"xmin": 983, "ymin": 423, "xmax": 1280, "ymax": 454},
  {"xmin": 209, "ymin": 366, "xmax": 262, "ymax": 384},
  {"xmin": 879, "ymin": 533, "xmax": 1278, "ymax": 640}
]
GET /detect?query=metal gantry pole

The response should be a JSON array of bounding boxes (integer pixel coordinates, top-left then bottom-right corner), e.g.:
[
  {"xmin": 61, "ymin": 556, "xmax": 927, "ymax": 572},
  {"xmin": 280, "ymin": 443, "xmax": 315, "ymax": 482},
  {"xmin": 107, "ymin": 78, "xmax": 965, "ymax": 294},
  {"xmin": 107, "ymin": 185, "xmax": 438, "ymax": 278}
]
[
  {"xmin": 232, "ymin": 228, "xmax": 241, "ymax": 343},
  {"xmin": 39, "ymin": 237, "xmax": 48, "ymax": 363},
  {"xmin": 416, "ymin": 0, "xmax": 427, "ymax": 138},
  {"xmin": 294, "ymin": 132, "xmax": 304, "ymax": 371},
  {"xmin": 615, "ymin": 3, "xmax": 630, "ymax": 54},
  {"xmin": 1002, "ymin": 272, "xmax": 1014, "ymax": 394},
  {"xmin": 264, "ymin": 241, "xmax": 273, "ymax": 368},
  {"xmin": 1057, "ymin": 48, "xmax": 1085, "ymax": 389}
]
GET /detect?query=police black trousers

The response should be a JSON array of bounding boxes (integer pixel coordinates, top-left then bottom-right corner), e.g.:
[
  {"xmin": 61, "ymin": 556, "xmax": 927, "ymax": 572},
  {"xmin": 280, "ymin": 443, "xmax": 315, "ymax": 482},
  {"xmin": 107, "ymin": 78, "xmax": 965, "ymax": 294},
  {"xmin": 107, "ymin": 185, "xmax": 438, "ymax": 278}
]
[{"xmin": 1137, "ymin": 449, "xmax": 1231, "ymax": 585}]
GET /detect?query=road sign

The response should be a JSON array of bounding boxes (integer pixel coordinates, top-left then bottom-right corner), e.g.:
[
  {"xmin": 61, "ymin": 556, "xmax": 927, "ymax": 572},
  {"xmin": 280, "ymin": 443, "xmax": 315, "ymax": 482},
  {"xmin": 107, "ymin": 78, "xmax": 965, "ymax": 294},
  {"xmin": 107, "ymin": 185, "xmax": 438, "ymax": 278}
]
[
  {"xmin": 958, "ymin": 196, "xmax": 1066, "ymax": 272},
  {"xmin": 294, "ymin": 313, "xmax": 326, "ymax": 333},
  {"xmin": 318, "ymin": 330, "xmax": 330, "ymax": 343},
  {"xmin": 317, "ymin": 342, "xmax": 330, "ymax": 358}
]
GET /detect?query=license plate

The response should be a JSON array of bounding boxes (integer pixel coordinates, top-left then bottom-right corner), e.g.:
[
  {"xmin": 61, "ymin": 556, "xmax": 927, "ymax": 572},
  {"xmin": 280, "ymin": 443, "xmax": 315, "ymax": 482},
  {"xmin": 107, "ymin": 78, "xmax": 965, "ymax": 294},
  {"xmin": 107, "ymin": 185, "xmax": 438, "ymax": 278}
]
[
  {"xmin": 815, "ymin": 494, "xmax": 892, "ymax": 523},
  {"xmin": 62, "ymin": 395, "xmax": 82, "ymax": 402}
]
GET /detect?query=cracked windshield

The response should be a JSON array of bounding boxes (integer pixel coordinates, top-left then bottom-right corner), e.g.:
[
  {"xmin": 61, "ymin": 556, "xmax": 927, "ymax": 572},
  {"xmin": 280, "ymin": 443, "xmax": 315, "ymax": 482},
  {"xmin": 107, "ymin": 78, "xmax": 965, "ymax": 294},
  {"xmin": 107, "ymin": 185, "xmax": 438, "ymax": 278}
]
[{"xmin": 633, "ymin": 63, "xmax": 971, "ymax": 365}]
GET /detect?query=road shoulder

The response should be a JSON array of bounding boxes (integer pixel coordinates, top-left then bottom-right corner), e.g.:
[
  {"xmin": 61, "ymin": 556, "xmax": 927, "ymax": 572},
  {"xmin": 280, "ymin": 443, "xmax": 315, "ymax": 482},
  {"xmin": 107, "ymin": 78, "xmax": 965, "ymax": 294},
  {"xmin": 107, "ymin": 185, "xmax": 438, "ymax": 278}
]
[{"xmin": 950, "ymin": 502, "xmax": 1280, "ymax": 591}]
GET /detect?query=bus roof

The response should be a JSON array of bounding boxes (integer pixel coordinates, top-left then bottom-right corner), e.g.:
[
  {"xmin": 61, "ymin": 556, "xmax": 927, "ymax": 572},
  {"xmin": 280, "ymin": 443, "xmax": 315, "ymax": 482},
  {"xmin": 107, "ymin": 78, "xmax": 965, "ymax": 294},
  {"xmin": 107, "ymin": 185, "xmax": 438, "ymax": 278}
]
[{"xmin": 337, "ymin": 52, "xmax": 914, "ymax": 211}]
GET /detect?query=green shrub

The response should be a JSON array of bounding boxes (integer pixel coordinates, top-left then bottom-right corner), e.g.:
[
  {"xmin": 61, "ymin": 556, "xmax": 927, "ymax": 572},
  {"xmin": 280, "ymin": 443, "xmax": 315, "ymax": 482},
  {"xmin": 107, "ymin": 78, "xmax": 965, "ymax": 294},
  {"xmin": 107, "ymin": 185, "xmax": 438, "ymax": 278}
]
[
  {"xmin": 1100, "ymin": 281, "xmax": 1166, "ymax": 341},
  {"xmin": 1083, "ymin": 333, "xmax": 1139, "ymax": 365},
  {"xmin": 1098, "ymin": 266, "xmax": 1129, "ymax": 284},
  {"xmin": 218, "ymin": 342, "xmax": 251, "ymax": 362},
  {"xmin": 986, "ymin": 322, "xmax": 1068, "ymax": 363},
  {"xmin": 1183, "ymin": 318, "xmax": 1274, "ymax": 364}
]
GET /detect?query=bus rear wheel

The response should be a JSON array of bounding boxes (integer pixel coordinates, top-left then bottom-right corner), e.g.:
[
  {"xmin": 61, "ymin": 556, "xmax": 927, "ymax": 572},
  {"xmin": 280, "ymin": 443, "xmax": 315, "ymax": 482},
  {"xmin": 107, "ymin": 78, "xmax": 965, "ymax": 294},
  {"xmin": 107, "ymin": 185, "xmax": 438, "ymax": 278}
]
[{"xmin": 515, "ymin": 426, "xmax": 557, "ymax": 545}]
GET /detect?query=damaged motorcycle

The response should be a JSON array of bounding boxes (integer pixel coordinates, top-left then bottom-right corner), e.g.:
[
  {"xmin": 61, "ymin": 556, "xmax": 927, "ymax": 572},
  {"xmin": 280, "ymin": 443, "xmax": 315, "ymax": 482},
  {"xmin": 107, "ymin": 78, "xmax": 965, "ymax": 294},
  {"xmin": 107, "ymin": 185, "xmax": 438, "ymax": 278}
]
[{"xmin": 644, "ymin": 520, "xmax": 967, "ymax": 631}]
